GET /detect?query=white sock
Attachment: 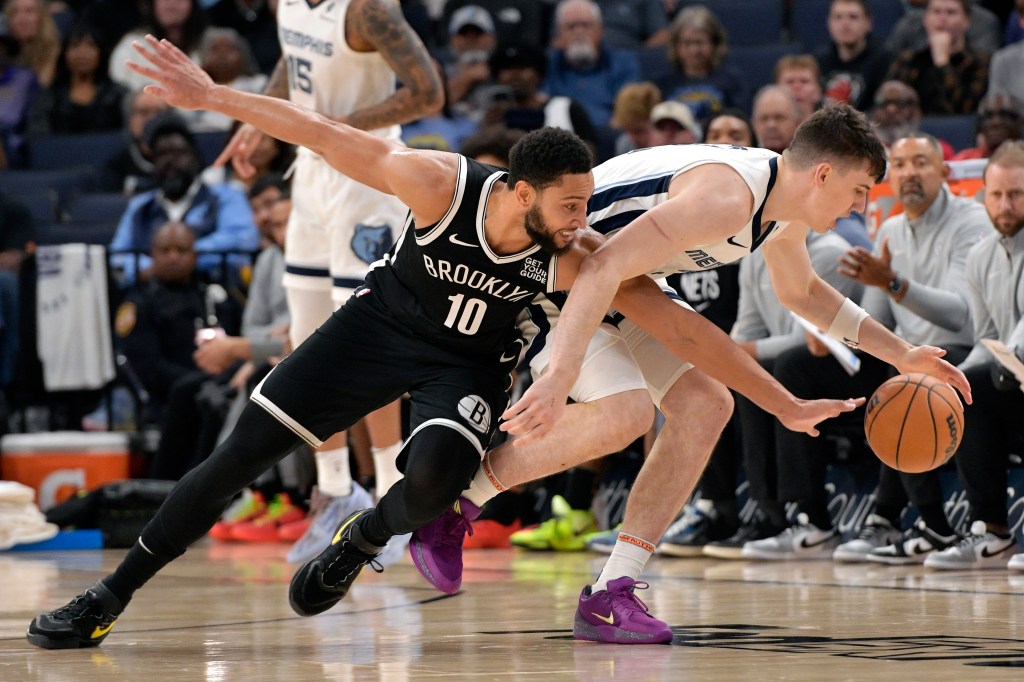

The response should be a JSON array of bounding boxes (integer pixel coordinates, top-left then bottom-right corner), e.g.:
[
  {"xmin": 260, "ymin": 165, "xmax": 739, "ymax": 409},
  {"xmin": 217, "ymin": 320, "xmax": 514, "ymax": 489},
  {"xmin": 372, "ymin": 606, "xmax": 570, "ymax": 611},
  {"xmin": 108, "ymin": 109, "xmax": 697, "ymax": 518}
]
[
  {"xmin": 592, "ymin": 533, "xmax": 654, "ymax": 593},
  {"xmin": 315, "ymin": 447, "xmax": 352, "ymax": 497},
  {"xmin": 463, "ymin": 453, "xmax": 506, "ymax": 507},
  {"xmin": 371, "ymin": 441, "xmax": 403, "ymax": 499}
]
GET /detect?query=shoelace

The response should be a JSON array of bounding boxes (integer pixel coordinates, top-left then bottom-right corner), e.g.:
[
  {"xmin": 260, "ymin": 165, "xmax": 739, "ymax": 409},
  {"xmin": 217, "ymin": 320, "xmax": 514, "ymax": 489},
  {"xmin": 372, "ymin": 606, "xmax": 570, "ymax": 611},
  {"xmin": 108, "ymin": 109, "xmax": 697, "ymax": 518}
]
[
  {"xmin": 53, "ymin": 593, "xmax": 114, "ymax": 624},
  {"xmin": 323, "ymin": 541, "xmax": 383, "ymax": 588},
  {"xmin": 440, "ymin": 510, "xmax": 474, "ymax": 546},
  {"xmin": 608, "ymin": 581, "xmax": 652, "ymax": 615}
]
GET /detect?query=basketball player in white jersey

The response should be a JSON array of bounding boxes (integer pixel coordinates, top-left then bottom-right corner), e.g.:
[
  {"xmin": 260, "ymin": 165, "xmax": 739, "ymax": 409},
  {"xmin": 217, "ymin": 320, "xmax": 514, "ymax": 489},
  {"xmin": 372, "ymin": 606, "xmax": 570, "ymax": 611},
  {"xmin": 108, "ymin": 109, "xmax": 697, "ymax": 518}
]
[
  {"xmin": 414, "ymin": 106, "xmax": 974, "ymax": 644},
  {"xmin": 216, "ymin": 0, "xmax": 444, "ymax": 564}
]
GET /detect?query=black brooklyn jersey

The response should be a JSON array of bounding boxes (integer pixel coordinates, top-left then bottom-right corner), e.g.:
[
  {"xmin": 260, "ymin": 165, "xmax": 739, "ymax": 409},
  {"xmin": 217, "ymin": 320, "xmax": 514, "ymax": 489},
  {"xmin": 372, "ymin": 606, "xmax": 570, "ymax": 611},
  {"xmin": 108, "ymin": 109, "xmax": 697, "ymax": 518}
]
[{"xmin": 362, "ymin": 156, "xmax": 559, "ymax": 361}]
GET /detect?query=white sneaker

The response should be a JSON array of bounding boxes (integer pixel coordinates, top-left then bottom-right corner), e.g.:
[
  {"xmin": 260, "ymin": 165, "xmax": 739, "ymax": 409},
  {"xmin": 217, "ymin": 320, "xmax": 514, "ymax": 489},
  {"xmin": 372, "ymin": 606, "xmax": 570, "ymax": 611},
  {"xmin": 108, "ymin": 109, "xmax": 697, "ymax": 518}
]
[
  {"xmin": 923, "ymin": 521, "xmax": 1018, "ymax": 570},
  {"xmin": 286, "ymin": 482, "xmax": 374, "ymax": 564},
  {"xmin": 1008, "ymin": 553, "xmax": 1024, "ymax": 572},
  {"xmin": 867, "ymin": 519, "xmax": 957, "ymax": 565},
  {"xmin": 376, "ymin": 532, "xmax": 411, "ymax": 567},
  {"xmin": 833, "ymin": 514, "xmax": 902, "ymax": 562},
  {"xmin": 740, "ymin": 513, "xmax": 839, "ymax": 561}
]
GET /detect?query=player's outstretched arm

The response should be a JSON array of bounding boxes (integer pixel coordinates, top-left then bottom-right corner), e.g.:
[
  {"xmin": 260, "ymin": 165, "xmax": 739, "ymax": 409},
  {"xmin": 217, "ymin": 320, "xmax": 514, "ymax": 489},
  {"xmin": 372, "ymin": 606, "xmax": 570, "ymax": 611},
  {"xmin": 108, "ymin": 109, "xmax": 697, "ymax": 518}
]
[{"xmin": 127, "ymin": 36, "xmax": 455, "ymax": 221}]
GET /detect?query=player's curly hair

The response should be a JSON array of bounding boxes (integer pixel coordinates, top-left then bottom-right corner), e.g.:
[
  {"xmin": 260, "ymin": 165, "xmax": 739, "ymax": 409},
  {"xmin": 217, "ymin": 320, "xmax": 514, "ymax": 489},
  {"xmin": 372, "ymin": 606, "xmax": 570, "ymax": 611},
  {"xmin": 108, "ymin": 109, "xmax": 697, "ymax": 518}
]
[
  {"xmin": 506, "ymin": 127, "xmax": 593, "ymax": 191},
  {"xmin": 787, "ymin": 103, "xmax": 887, "ymax": 183}
]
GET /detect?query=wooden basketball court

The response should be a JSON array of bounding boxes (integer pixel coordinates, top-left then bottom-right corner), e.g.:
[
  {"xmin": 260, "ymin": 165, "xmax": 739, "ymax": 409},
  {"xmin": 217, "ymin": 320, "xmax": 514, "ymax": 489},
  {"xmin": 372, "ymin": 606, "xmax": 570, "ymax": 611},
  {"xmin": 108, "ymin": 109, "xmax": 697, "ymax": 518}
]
[{"xmin": 2, "ymin": 541, "xmax": 1024, "ymax": 680}]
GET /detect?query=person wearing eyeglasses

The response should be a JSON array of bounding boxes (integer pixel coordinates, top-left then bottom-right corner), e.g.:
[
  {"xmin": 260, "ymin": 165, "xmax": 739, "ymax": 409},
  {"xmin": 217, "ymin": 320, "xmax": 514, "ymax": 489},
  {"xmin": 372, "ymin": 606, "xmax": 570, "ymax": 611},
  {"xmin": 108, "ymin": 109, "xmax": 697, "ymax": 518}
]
[
  {"xmin": 870, "ymin": 80, "xmax": 954, "ymax": 159},
  {"xmin": 951, "ymin": 92, "xmax": 1024, "ymax": 161}
]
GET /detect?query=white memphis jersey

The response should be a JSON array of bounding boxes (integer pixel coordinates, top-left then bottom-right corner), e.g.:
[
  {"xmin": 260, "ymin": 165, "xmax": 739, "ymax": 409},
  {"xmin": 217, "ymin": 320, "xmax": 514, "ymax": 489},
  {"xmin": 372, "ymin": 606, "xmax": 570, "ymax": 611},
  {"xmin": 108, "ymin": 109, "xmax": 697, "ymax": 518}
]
[
  {"xmin": 277, "ymin": 0, "xmax": 400, "ymax": 141},
  {"xmin": 587, "ymin": 144, "xmax": 792, "ymax": 277}
]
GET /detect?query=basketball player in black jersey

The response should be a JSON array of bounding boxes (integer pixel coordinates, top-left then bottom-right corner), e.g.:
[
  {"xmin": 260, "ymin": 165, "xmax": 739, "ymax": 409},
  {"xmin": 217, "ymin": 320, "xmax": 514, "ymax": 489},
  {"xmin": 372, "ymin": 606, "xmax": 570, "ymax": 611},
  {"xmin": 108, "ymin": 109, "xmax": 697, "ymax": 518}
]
[{"xmin": 26, "ymin": 37, "xmax": 864, "ymax": 649}]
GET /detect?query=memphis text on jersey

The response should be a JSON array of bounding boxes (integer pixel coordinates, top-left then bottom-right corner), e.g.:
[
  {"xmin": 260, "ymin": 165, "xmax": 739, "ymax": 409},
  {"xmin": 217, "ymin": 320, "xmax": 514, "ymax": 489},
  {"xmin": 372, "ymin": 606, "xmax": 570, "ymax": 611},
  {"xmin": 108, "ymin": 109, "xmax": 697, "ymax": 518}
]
[{"xmin": 280, "ymin": 28, "xmax": 333, "ymax": 57}]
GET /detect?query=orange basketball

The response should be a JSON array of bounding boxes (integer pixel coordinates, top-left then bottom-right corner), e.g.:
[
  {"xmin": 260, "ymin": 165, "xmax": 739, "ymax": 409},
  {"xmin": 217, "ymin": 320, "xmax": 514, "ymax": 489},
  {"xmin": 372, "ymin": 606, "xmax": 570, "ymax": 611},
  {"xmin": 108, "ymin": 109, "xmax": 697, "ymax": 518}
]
[{"xmin": 864, "ymin": 373, "xmax": 965, "ymax": 473}]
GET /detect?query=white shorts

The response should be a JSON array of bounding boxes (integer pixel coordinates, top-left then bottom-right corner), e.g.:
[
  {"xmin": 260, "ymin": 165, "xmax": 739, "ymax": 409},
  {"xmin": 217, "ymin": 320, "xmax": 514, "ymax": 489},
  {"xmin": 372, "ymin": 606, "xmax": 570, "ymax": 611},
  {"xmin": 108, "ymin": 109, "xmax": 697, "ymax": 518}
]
[
  {"xmin": 525, "ymin": 296, "xmax": 695, "ymax": 409},
  {"xmin": 284, "ymin": 149, "xmax": 407, "ymax": 299}
]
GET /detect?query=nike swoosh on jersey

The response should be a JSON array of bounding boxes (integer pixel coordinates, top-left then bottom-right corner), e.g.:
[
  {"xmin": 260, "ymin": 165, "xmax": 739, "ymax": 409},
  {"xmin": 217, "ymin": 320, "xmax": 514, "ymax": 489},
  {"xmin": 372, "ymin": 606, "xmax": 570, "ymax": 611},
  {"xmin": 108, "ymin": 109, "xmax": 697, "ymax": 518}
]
[
  {"xmin": 448, "ymin": 234, "xmax": 479, "ymax": 248},
  {"xmin": 500, "ymin": 340, "xmax": 525, "ymax": 363},
  {"xmin": 726, "ymin": 236, "xmax": 746, "ymax": 249},
  {"xmin": 693, "ymin": 301, "xmax": 711, "ymax": 312}
]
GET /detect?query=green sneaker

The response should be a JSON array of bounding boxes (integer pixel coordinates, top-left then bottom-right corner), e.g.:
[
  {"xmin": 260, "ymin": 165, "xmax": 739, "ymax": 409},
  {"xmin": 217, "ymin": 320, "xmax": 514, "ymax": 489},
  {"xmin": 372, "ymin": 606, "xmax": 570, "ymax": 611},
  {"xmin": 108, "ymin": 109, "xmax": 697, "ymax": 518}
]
[{"xmin": 510, "ymin": 495, "xmax": 597, "ymax": 551}]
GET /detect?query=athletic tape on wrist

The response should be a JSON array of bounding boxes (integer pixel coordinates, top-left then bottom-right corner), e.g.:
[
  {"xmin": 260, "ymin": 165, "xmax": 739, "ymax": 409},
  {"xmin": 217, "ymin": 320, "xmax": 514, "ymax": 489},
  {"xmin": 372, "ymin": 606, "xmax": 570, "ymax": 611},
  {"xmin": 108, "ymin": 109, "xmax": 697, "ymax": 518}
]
[{"xmin": 826, "ymin": 297, "xmax": 869, "ymax": 347}]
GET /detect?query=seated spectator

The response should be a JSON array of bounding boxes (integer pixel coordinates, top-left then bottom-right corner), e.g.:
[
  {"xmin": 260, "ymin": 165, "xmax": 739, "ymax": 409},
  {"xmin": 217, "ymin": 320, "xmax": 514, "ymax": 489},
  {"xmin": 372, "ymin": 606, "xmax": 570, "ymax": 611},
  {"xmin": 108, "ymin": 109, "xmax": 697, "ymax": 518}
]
[
  {"xmin": 989, "ymin": 22, "xmax": 1024, "ymax": 112},
  {"xmin": 30, "ymin": 22, "xmax": 126, "ymax": 135},
  {"xmin": 402, "ymin": 59, "xmax": 477, "ymax": 153},
  {"xmin": 110, "ymin": 0, "xmax": 208, "ymax": 92},
  {"xmin": 439, "ymin": 5, "xmax": 500, "ymax": 123},
  {"xmin": 609, "ymin": 81, "xmax": 661, "ymax": 155},
  {"xmin": 751, "ymin": 85, "xmax": 800, "ymax": 154},
  {"xmin": 655, "ymin": 5, "xmax": 748, "ymax": 120},
  {"xmin": 775, "ymin": 54, "xmax": 823, "ymax": 124},
  {"xmin": 0, "ymin": 34, "xmax": 37, "ymax": 168},
  {"xmin": 114, "ymin": 221, "xmax": 241, "ymax": 472},
  {"xmin": 3, "ymin": 0, "xmax": 58, "ymax": 87},
  {"xmin": 887, "ymin": 0, "xmax": 989, "ymax": 116},
  {"xmin": 0, "ymin": 191, "xmax": 32, "ymax": 391},
  {"xmin": 206, "ymin": 0, "xmax": 280, "ymax": 74},
  {"xmin": 887, "ymin": 0, "xmax": 1001, "ymax": 57},
  {"xmin": 648, "ymin": 99, "xmax": 699, "ymax": 146},
  {"xmin": 816, "ymin": 0, "xmax": 893, "ymax": 111},
  {"xmin": 457, "ymin": 124, "xmax": 524, "ymax": 166},
  {"xmin": 484, "ymin": 43, "xmax": 598, "ymax": 149},
  {"xmin": 101, "ymin": 88, "xmax": 170, "ymax": 194},
  {"xmin": 543, "ymin": 0, "xmax": 640, "ymax": 128},
  {"xmin": 952, "ymin": 92, "xmax": 1024, "ymax": 160},
  {"xmin": 182, "ymin": 27, "xmax": 266, "ymax": 133},
  {"xmin": 869, "ymin": 79, "xmax": 953, "ymax": 158},
  {"xmin": 703, "ymin": 107, "xmax": 754, "ymax": 146},
  {"xmin": 246, "ymin": 173, "xmax": 289, "ymax": 250},
  {"xmin": 595, "ymin": 0, "xmax": 669, "ymax": 49},
  {"xmin": 440, "ymin": 0, "xmax": 549, "ymax": 51},
  {"xmin": 109, "ymin": 111, "xmax": 259, "ymax": 285}
]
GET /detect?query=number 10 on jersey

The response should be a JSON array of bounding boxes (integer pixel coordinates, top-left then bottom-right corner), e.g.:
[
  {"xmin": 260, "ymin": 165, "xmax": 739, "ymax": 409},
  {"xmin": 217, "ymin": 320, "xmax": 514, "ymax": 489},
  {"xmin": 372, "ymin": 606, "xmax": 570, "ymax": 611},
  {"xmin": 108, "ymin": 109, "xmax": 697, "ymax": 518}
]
[{"xmin": 444, "ymin": 294, "xmax": 486, "ymax": 334}]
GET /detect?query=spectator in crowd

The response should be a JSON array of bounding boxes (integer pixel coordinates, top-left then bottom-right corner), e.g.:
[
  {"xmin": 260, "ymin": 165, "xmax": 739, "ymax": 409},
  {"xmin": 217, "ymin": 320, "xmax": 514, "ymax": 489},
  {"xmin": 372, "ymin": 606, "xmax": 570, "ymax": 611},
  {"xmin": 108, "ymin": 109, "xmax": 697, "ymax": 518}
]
[
  {"xmin": 837, "ymin": 134, "xmax": 991, "ymax": 565},
  {"xmin": 869, "ymin": 79, "xmax": 955, "ymax": 158},
  {"xmin": 751, "ymin": 85, "xmax": 800, "ymax": 154},
  {"xmin": 775, "ymin": 54, "xmax": 823, "ymax": 124},
  {"xmin": 3, "ymin": 0, "xmax": 58, "ymax": 87},
  {"xmin": 440, "ymin": 0, "xmax": 549, "ymax": 51},
  {"xmin": 648, "ymin": 99, "xmax": 700, "ymax": 146},
  {"xmin": 990, "ymin": 5, "xmax": 1024, "ymax": 104},
  {"xmin": 952, "ymin": 92, "xmax": 1024, "ymax": 160},
  {"xmin": 110, "ymin": 0, "xmax": 208, "ymax": 91},
  {"xmin": 1005, "ymin": 0, "xmax": 1024, "ymax": 46},
  {"xmin": 887, "ymin": 0, "xmax": 1002, "ymax": 57},
  {"xmin": 101, "ymin": 88, "xmax": 170, "ymax": 194},
  {"xmin": 456, "ymin": 124, "xmax": 523, "ymax": 166},
  {"xmin": 31, "ymin": 22, "xmax": 126, "ymax": 135},
  {"xmin": 0, "ymin": 33, "xmax": 36, "ymax": 168},
  {"xmin": 594, "ymin": 0, "xmax": 670, "ymax": 49},
  {"xmin": 202, "ymin": 118, "xmax": 294, "ymax": 193},
  {"xmin": 816, "ymin": 0, "xmax": 893, "ymax": 111},
  {"xmin": 484, "ymin": 43, "xmax": 598, "ymax": 149},
  {"xmin": 206, "ymin": 0, "xmax": 280, "ymax": 74},
  {"xmin": 0, "ymin": 191, "xmax": 32, "ymax": 390},
  {"xmin": 655, "ymin": 6, "xmax": 748, "ymax": 121},
  {"xmin": 114, "ymin": 221, "xmax": 241, "ymax": 464},
  {"xmin": 246, "ymin": 173, "xmax": 288, "ymax": 250},
  {"xmin": 703, "ymin": 107, "xmax": 754, "ymax": 146},
  {"xmin": 109, "ymin": 111, "xmax": 258, "ymax": 285},
  {"xmin": 887, "ymin": 0, "xmax": 989, "ymax": 116},
  {"xmin": 402, "ymin": 60, "xmax": 477, "ymax": 152},
  {"xmin": 182, "ymin": 28, "xmax": 266, "ymax": 133},
  {"xmin": 609, "ymin": 81, "xmax": 661, "ymax": 155},
  {"xmin": 543, "ymin": 0, "xmax": 640, "ymax": 128},
  {"xmin": 927, "ymin": 140, "xmax": 1024, "ymax": 571},
  {"xmin": 439, "ymin": 5, "xmax": 499, "ymax": 124}
]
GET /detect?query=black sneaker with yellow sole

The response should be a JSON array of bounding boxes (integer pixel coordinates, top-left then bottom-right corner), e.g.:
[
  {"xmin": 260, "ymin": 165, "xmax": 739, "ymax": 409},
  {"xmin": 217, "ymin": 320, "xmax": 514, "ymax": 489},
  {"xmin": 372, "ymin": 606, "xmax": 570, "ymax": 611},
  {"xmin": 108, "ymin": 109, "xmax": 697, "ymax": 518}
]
[
  {"xmin": 27, "ymin": 581, "xmax": 123, "ymax": 649},
  {"xmin": 288, "ymin": 508, "xmax": 383, "ymax": 616}
]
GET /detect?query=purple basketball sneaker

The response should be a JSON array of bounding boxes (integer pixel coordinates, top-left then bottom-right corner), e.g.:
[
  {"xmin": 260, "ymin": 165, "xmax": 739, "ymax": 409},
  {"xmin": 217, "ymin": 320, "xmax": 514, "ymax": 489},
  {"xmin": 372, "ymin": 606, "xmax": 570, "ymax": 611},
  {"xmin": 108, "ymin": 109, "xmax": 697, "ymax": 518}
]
[
  {"xmin": 409, "ymin": 498, "xmax": 480, "ymax": 594},
  {"xmin": 573, "ymin": 577, "xmax": 673, "ymax": 644}
]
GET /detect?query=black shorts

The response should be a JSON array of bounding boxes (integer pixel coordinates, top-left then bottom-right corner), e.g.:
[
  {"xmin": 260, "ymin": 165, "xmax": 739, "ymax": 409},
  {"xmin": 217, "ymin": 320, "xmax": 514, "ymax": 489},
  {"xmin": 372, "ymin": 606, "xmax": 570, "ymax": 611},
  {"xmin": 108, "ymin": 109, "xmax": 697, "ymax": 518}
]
[{"xmin": 251, "ymin": 292, "xmax": 512, "ymax": 453}]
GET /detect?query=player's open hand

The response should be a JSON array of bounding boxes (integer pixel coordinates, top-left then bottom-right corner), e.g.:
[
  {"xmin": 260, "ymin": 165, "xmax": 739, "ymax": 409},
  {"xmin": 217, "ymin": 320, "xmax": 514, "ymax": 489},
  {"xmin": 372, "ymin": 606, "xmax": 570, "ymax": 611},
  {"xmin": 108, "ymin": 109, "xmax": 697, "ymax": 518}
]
[
  {"xmin": 895, "ymin": 345, "xmax": 973, "ymax": 405},
  {"xmin": 777, "ymin": 396, "xmax": 865, "ymax": 437},
  {"xmin": 500, "ymin": 373, "xmax": 574, "ymax": 447},
  {"xmin": 126, "ymin": 35, "xmax": 214, "ymax": 111}
]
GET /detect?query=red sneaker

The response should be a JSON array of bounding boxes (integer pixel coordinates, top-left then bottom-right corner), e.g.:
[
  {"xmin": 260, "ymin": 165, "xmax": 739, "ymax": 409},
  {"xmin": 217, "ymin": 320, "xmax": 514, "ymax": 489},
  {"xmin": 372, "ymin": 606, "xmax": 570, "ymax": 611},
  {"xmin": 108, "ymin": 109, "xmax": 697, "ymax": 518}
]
[
  {"xmin": 464, "ymin": 518, "xmax": 523, "ymax": 549},
  {"xmin": 209, "ymin": 490, "xmax": 266, "ymax": 542},
  {"xmin": 231, "ymin": 494, "xmax": 306, "ymax": 542}
]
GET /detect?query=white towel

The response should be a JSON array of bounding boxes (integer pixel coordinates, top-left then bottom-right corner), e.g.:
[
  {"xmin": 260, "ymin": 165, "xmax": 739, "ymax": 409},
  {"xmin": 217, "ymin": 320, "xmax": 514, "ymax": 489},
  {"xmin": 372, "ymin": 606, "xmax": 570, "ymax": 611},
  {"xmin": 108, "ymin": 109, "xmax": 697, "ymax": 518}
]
[{"xmin": 36, "ymin": 244, "xmax": 116, "ymax": 390}]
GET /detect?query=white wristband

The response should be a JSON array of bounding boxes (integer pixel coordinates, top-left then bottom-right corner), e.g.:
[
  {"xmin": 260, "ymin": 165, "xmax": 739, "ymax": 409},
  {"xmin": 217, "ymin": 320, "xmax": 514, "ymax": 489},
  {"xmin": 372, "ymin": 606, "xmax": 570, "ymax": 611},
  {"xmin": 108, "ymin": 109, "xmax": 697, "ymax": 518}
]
[{"xmin": 826, "ymin": 298, "xmax": 869, "ymax": 347}]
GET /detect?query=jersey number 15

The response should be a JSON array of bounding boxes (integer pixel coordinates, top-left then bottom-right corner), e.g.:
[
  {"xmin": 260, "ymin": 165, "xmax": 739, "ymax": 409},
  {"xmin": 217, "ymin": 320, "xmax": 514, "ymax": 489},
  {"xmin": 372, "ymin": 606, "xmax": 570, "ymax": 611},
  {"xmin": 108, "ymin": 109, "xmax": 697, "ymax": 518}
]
[{"xmin": 287, "ymin": 55, "xmax": 313, "ymax": 94}]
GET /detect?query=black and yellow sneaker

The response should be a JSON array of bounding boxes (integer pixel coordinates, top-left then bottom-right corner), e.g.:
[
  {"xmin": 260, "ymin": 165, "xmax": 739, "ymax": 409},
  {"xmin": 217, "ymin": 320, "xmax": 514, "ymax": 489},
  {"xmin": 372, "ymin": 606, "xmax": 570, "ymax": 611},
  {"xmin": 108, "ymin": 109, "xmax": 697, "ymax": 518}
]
[
  {"xmin": 27, "ymin": 582, "xmax": 123, "ymax": 649},
  {"xmin": 288, "ymin": 508, "xmax": 383, "ymax": 617}
]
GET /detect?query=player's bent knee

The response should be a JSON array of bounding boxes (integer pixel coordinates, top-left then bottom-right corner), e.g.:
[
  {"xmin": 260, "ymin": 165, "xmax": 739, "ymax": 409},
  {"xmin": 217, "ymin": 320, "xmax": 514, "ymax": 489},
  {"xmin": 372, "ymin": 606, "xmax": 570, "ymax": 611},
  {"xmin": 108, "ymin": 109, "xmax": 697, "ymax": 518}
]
[{"xmin": 594, "ymin": 389, "xmax": 654, "ymax": 447}]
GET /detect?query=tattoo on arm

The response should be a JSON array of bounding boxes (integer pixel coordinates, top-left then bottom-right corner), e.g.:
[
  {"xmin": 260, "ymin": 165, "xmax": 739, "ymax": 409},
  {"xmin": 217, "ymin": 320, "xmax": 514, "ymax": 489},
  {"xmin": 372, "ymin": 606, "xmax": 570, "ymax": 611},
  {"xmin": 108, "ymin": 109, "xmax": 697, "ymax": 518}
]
[
  {"xmin": 263, "ymin": 57, "xmax": 289, "ymax": 100},
  {"xmin": 343, "ymin": 0, "xmax": 443, "ymax": 131}
]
